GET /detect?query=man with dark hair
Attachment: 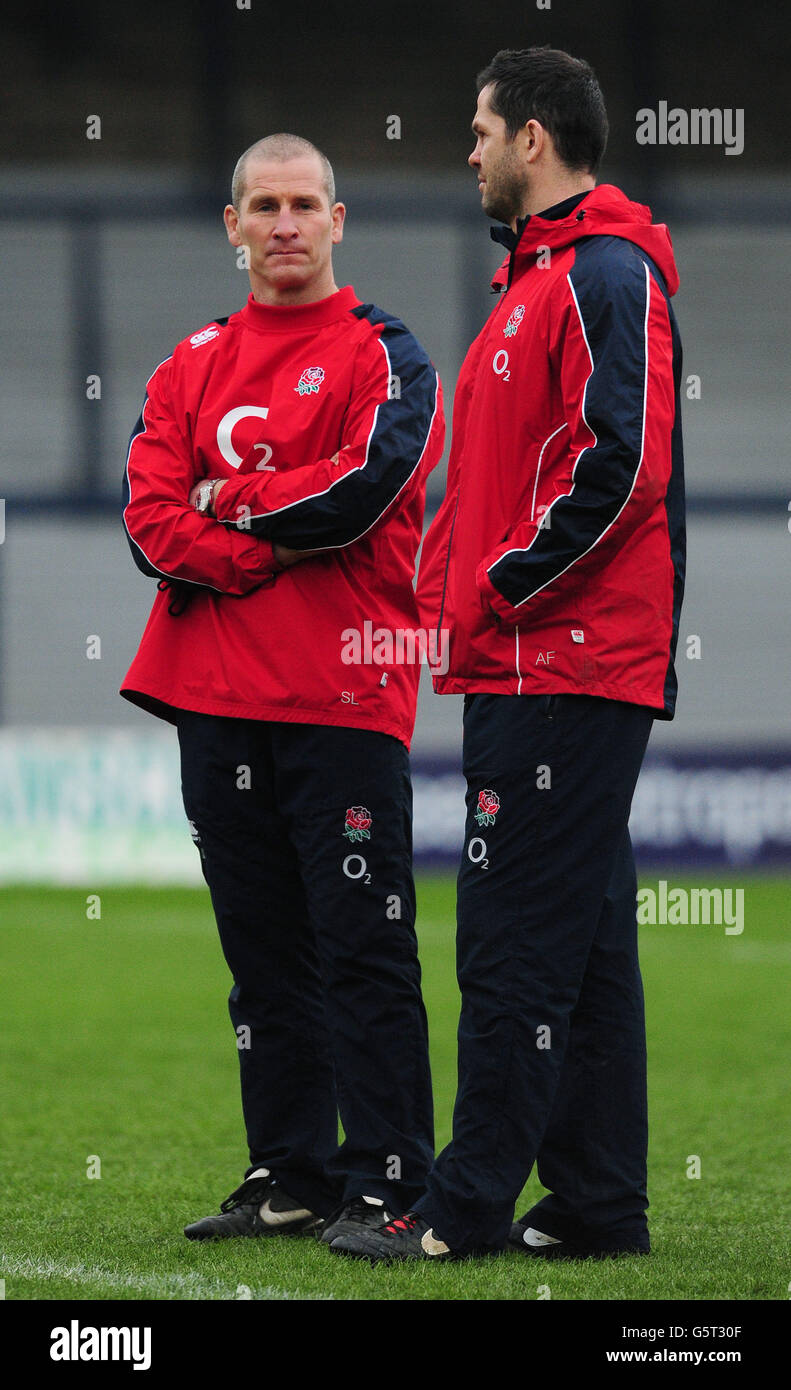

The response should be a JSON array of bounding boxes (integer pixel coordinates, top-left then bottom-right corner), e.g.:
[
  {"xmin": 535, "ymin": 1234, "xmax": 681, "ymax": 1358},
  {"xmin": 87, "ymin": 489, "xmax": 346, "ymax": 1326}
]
[
  {"xmin": 121, "ymin": 136, "xmax": 444, "ymax": 1247},
  {"xmin": 330, "ymin": 47, "xmax": 685, "ymax": 1263},
  {"xmin": 475, "ymin": 46, "xmax": 608, "ymax": 172}
]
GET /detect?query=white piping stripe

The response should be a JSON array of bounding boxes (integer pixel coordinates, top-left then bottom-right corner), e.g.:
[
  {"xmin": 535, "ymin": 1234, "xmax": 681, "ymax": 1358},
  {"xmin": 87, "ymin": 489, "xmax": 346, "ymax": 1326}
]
[
  {"xmin": 529, "ymin": 422, "xmax": 568, "ymax": 522},
  {"xmin": 235, "ymin": 341, "xmax": 440, "ymax": 549},
  {"xmin": 487, "ymin": 262, "xmax": 651, "ymax": 606},
  {"xmin": 122, "ymin": 353, "xmax": 229, "ymax": 594},
  {"xmin": 515, "ymin": 623, "xmax": 523, "ymax": 695}
]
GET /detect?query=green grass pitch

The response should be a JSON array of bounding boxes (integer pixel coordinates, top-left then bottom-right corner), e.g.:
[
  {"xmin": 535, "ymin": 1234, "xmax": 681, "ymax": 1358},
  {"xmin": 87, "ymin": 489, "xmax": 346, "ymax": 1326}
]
[{"xmin": 1, "ymin": 875, "xmax": 789, "ymax": 1301}]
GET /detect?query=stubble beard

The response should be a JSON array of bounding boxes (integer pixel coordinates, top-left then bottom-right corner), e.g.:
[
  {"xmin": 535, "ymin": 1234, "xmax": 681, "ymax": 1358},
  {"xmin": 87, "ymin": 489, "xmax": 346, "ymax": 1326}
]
[{"xmin": 481, "ymin": 150, "xmax": 529, "ymax": 226}]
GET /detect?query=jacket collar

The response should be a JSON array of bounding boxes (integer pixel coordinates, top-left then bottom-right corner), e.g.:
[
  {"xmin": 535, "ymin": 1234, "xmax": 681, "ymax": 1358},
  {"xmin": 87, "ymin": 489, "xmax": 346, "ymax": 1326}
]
[
  {"xmin": 241, "ymin": 284, "xmax": 360, "ymax": 332},
  {"xmin": 488, "ymin": 183, "xmax": 680, "ymax": 297},
  {"xmin": 491, "ymin": 191, "xmax": 591, "ymax": 290}
]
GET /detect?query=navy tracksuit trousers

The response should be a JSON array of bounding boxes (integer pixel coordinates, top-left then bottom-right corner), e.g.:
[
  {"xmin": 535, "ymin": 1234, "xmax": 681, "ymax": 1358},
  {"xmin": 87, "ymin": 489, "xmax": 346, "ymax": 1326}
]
[
  {"xmin": 176, "ymin": 711, "xmax": 434, "ymax": 1218},
  {"xmin": 413, "ymin": 693, "xmax": 654, "ymax": 1256}
]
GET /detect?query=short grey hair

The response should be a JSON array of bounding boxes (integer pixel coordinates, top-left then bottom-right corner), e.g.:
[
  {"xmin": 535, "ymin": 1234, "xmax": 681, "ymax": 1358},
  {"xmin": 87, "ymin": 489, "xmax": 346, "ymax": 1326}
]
[{"xmin": 231, "ymin": 134, "xmax": 336, "ymax": 210}]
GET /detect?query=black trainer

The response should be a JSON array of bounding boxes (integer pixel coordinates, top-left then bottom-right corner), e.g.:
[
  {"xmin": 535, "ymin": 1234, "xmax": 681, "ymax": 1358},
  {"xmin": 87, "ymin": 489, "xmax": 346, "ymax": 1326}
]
[
  {"xmin": 329, "ymin": 1211, "xmax": 454, "ymax": 1262},
  {"xmin": 184, "ymin": 1167, "xmax": 321, "ymax": 1241},
  {"xmin": 508, "ymin": 1212, "xmax": 650, "ymax": 1260},
  {"xmin": 319, "ymin": 1194, "xmax": 396, "ymax": 1245}
]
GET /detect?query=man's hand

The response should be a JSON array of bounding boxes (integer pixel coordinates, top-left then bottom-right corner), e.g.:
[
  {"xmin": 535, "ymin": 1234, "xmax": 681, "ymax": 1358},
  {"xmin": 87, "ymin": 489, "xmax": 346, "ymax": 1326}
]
[
  {"xmin": 273, "ymin": 544, "xmax": 327, "ymax": 568},
  {"xmin": 188, "ymin": 478, "xmax": 228, "ymax": 514},
  {"xmin": 272, "ymin": 454, "xmax": 339, "ymax": 565},
  {"xmin": 190, "ymin": 456, "xmax": 339, "ymax": 514},
  {"xmin": 188, "ymin": 478, "xmax": 328, "ymax": 569}
]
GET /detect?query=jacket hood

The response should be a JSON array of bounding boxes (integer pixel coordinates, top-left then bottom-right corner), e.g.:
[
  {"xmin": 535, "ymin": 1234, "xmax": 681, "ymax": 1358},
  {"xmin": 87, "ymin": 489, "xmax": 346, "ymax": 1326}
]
[{"xmin": 490, "ymin": 183, "xmax": 680, "ymax": 297}]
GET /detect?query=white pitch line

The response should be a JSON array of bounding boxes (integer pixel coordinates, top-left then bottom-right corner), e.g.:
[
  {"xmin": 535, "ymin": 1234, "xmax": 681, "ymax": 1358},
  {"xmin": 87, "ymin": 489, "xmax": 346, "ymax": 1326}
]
[
  {"xmin": 727, "ymin": 942, "xmax": 791, "ymax": 964},
  {"xmin": 0, "ymin": 1254, "xmax": 334, "ymax": 1301}
]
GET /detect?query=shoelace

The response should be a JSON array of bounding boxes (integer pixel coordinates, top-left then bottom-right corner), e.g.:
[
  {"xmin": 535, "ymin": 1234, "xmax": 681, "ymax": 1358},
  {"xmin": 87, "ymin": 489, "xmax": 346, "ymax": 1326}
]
[
  {"xmin": 384, "ymin": 1212, "xmax": 422, "ymax": 1236},
  {"xmin": 324, "ymin": 1196, "xmax": 391, "ymax": 1228},
  {"xmin": 219, "ymin": 1175, "xmax": 273, "ymax": 1213}
]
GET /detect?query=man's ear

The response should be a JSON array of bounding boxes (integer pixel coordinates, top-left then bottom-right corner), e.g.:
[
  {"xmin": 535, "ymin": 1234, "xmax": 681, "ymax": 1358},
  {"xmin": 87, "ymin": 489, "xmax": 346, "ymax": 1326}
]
[
  {"xmin": 331, "ymin": 202, "xmax": 346, "ymax": 245},
  {"xmin": 522, "ymin": 119, "xmax": 547, "ymax": 164},
  {"xmin": 224, "ymin": 204, "xmax": 242, "ymax": 246}
]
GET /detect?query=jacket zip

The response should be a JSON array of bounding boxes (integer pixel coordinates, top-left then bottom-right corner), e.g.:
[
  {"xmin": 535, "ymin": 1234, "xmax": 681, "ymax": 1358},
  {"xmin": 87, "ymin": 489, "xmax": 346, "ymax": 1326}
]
[{"xmin": 435, "ymin": 484, "xmax": 461, "ymax": 639}]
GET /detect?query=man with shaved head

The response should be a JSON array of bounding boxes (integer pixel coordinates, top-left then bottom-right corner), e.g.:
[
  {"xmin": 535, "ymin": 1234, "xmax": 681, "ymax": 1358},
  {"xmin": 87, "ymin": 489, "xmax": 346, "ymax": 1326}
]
[
  {"xmin": 121, "ymin": 136, "xmax": 444, "ymax": 1246},
  {"xmin": 231, "ymin": 133, "xmax": 336, "ymax": 210}
]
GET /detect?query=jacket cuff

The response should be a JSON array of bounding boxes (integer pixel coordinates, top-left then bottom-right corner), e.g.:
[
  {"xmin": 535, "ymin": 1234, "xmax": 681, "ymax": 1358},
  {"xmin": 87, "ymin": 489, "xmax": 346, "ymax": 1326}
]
[
  {"xmin": 238, "ymin": 536, "xmax": 282, "ymax": 587},
  {"xmin": 213, "ymin": 477, "xmax": 252, "ymax": 524}
]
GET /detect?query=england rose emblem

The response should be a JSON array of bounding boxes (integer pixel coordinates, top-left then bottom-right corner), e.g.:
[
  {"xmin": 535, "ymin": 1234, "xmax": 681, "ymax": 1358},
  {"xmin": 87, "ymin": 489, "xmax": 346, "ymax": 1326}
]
[
  {"xmin": 503, "ymin": 304, "xmax": 525, "ymax": 338},
  {"xmin": 344, "ymin": 806, "xmax": 372, "ymax": 842},
  {"xmin": 295, "ymin": 365, "xmax": 325, "ymax": 396},
  {"xmin": 474, "ymin": 789, "xmax": 500, "ymax": 827}
]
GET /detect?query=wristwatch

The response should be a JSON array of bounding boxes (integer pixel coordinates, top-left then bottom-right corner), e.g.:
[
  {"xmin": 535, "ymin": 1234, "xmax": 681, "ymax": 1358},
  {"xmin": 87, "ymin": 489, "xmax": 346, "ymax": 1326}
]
[{"xmin": 194, "ymin": 479, "xmax": 222, "ymax": 515}]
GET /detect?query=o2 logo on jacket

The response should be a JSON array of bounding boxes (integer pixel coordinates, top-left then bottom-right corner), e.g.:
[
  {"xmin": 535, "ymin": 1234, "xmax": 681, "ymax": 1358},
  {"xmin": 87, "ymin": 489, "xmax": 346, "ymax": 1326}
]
[
  {"xmin": 216, "ymin": 405, "xmax": 270, "ymax": 468},
  {"xmin": 503, "ymin": 304, "xmax": 525, "ymax": 338},
  {"xmin": 492, "ymin": 349, "xmax": 510, "ymax": 381},
  {"xmin": 295, "ymin": 366, "xmax": 325, "ymax": 396}
]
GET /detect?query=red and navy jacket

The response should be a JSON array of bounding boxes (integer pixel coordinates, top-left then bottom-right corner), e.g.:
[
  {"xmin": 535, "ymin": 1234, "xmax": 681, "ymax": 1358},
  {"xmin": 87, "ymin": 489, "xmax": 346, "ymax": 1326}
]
[
  {"xmin": 418, "ymin": 183, "xmax": 686, "ymax": 716},
  {"xmin": 121, "ymin": 286, "xmax": 445, "ymax": 747}
]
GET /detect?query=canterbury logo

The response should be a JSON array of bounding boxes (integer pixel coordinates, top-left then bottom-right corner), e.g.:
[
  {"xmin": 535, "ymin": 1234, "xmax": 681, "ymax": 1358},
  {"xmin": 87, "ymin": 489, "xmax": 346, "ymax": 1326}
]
[{"xmin": 189, "ymin": 326, "xmax": 220, "ymax": 348}]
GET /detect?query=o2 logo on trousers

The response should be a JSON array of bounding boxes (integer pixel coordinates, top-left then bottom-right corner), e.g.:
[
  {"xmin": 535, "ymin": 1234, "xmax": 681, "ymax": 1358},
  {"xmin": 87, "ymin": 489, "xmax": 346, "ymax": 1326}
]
[
  {"xmin": 468, "ymin": 836, "xmax": 488, "ymax": 869},
  {"xmin": 492, "ymin": 349, "xmax": 510, "ymax": 382},
  {"xmin": 343, "ymin": 853, "xmax": 372, "ymax": 885}
]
